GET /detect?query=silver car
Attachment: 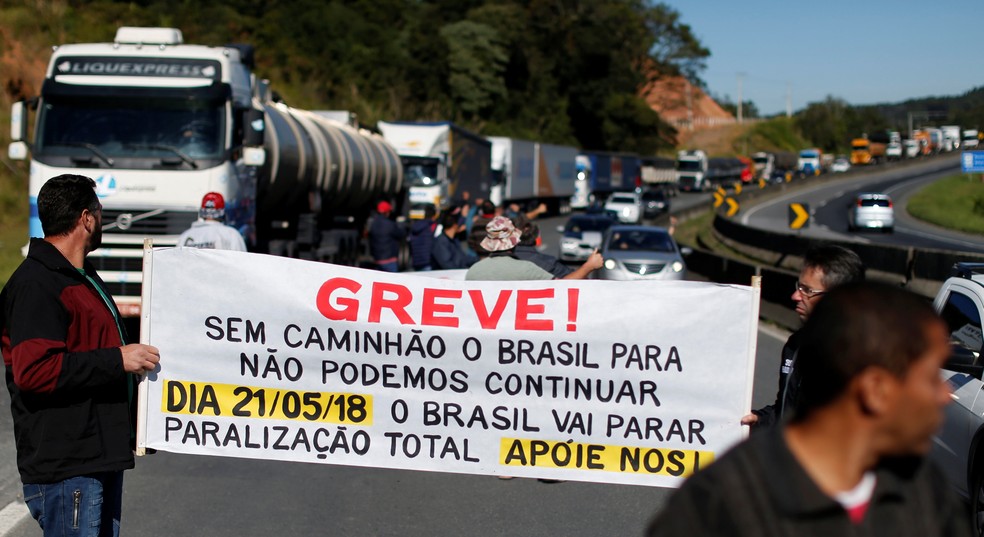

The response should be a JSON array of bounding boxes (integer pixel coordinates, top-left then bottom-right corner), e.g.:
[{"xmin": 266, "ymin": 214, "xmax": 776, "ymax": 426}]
[
  {"xmin": 847, "ymin": 192, "xmax": 894, "ymax": 232},
  {"xmin": 604, "ymin": 192, "xmax": 642, "ymax": 224},
  {"xmin": 596, "ymin": 225, "xmax": 688, "ymax": 281}
]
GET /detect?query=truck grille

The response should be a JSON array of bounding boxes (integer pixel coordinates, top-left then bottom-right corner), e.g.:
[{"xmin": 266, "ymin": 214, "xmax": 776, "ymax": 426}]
[
  {"xmin": 89, "ymin": 255, "xmax": 144, "ymax": 273},
  {"xmin": 101, "ymin": 209, "xmax": 197, "ymax": 235},
  {"xmin": 102, "ymin": 281, "xmax": 142, "ymax": 298}
]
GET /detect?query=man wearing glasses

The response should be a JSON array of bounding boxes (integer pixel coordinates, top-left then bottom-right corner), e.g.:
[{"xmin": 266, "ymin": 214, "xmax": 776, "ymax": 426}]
[{"xmin": 741, "ymin": 244, "xmax": 864, "ymax": 429}]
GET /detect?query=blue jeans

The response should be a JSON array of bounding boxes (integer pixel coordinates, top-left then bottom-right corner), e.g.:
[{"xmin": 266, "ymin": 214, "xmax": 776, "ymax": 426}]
[
  {"xmin": 23, "ymin": 472, "xmax": 124, "ymax": 537},
  {"xmin": 376, "ymin": 261, "xmax": 399, "ymax": 272}
]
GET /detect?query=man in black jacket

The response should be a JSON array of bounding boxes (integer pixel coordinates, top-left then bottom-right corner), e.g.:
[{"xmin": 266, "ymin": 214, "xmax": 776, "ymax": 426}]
[
  {"xmin": 742, "ymin": 244, "xmax": 864, "ymax": 429},
  {"xmin": 649, "ymin": 283, "xmax": 969, "ymax": 536},
  {"xmin": 1, "ymin": 174, "xmax": 160, "ymax": 536},
  {"xmin": 432, "ymin": 211, "xmax": 477, "ymax": 270}
]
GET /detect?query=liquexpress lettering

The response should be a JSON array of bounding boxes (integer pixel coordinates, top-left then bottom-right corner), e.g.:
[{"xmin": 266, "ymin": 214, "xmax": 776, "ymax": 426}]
[
  {"xmin": 56, "ymin": 58, "xmax": 220, "ymax": 79},
  {"xmin": 162, "ymin": 379, "xmax": 372, "ymax": 425}
]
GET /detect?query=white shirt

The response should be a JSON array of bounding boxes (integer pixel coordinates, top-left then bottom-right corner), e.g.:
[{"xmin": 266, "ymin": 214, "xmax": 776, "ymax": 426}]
[{"xmin": 177, "ymin": 220, "xmax": 247, "ymax": 251}]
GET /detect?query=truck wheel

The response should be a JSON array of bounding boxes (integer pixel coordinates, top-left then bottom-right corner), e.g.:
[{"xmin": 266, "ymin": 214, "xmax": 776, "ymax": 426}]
[{"xmin": 398, "ymin": 241, "xmax": 411, "ymax": 271}]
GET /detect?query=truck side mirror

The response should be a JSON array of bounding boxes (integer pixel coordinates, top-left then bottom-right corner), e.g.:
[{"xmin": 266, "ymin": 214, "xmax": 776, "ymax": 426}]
[
  {"xmin": 8, "ymin": 141, "xmax": 27, "ymax": 161},
  {"xmin": 243, "ymin": 108, "xmax": 265, "ymax": 147}
]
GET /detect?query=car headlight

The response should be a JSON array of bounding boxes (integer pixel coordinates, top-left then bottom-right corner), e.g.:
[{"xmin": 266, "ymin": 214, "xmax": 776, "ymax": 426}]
[
  {"xmin": 604, "ymin": 259, "xmax": 617, "ymax": 270},
  {"xmin": 672, "ymin": 261, "xmax": 684, "ymax": 272}
]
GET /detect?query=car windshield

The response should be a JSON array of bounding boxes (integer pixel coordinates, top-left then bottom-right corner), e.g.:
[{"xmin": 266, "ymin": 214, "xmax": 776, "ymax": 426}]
[
  {"xmin": 565, "ymin": 218, "xmax": 613, "ymax": 234},
  {"xmin": 642, "ymin": 191, "xmax": 665, "ymax": 201},
  {"xmin": 607, "ymin": 230, "xmax": 675, "ymax": 252},
  {"xmin": 609, "ymin": 195, "xmax": 636, "ymax": 204}
]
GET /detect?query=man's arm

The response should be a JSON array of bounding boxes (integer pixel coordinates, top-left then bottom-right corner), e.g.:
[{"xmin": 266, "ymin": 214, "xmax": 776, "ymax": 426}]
[
  {"xmin": 562, "ymin": 251, "xmax": 603, "ymax": 280},
  {"xmin": 5, "ymin": 280, "xmax": 157, "ymax": 394}
]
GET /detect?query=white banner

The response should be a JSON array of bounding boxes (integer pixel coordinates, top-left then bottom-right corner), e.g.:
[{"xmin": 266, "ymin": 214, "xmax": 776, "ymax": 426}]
[{"xmin": 138, "ymin": 248, "xmax": 759, "ymax": 488}]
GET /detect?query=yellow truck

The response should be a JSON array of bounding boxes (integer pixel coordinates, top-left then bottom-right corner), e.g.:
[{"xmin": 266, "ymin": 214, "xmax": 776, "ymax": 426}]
[{"xmin": 850, "ymin": 135, "xmax": 887, "ymax": 165}]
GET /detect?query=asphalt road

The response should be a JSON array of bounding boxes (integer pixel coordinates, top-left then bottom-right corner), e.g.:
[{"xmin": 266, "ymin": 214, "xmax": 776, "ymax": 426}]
[{"xmin": 740, "ymin": 154, "xmax": 984, "ymax": 254}]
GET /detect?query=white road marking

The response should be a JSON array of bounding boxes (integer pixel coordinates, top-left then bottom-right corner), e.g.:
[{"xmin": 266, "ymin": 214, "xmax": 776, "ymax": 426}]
[{"xmin": 0, "ymin": 501, "xmax": 29, "ymax": 535}]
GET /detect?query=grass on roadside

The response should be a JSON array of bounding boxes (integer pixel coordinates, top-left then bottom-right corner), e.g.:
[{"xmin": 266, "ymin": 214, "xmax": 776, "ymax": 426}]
[
  {"xmin": 907, "ymin": 174, "xmax": 984, "ymax": 235},
  {"xmin": 0, "ymin": 151, "xmax": 29, "ymax": 287}
]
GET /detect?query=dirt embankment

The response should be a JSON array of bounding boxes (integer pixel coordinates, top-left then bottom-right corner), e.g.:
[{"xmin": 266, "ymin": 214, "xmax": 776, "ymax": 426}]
[{"xmin": 642, "ymin": 74, "xmax": 752, "ymax": 154}]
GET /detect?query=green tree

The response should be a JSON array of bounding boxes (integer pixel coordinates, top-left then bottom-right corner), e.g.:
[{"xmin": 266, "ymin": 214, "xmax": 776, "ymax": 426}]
[
  {"xmin": 439, "ymin": 20, "xmax": 508, "ymax": 120},
  {"xmin": 795, "ymin": 96, "xmax": 853, "ymax": 153}
]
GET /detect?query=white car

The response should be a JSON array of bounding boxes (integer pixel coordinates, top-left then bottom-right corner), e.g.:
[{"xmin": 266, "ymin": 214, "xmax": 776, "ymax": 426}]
[
  {"xmin": 847, "ymin": 193, "xmax": 894, "ymax": 232},
  {"xmin": 830, "ymin": 158, "xmax": 850, "ymax": 173},
  {"xmin": 604, "ymin": 192, "xmax": 641, "ymax": 224}
]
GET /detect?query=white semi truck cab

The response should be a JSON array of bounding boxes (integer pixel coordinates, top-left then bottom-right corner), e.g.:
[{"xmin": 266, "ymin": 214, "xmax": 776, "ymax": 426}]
[
  {"xmin": 10, "ymin": 27, "xmax": 403, "ymax": 315},
  {"xmin": 675, "ymin": 150, "xmax": 708, "ymax": 192}
]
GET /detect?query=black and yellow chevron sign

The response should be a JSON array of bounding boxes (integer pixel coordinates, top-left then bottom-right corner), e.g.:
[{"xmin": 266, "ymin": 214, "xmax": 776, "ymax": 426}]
[{"xmin": 788, "ymin": 203, "xmax": 810, "ymax": 229}]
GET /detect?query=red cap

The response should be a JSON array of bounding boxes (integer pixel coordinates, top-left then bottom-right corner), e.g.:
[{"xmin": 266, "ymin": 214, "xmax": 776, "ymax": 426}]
[
  {"xmin": 377, "ymin": 201, "xmax": 393, "ymax": 213},
  {"xmin": 200, "ymin": 192, "xmax": 225, "ymax": 220}
]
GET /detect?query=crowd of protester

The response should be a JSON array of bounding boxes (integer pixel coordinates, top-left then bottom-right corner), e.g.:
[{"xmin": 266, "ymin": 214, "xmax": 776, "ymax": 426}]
[{"xmin": 366, "ymin": 198, "xmax": 601, "ymax": 278}]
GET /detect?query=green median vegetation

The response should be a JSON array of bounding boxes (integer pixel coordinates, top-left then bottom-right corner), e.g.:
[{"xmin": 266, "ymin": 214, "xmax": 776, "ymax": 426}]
[{"xmin": 907, "ymin": 174, "xmax": 984, "ymax": 235}]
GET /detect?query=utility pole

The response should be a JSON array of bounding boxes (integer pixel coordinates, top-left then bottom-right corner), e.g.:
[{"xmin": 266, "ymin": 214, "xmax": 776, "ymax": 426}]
[
  {"xmin": 736, "ymin": 72, "xmax": 745, "ymax": 124},
  {"xmin": 786, "ymin": 83, "xmax": 792, "ymax": 118},
  {"xmin": 685, "ymin": 79, "xmax": 694, "ymax": 131}
]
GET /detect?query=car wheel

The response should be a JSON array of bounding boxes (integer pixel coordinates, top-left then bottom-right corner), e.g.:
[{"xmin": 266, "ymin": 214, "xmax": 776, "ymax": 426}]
[{"xmin": 971, "ymin": 468, "xmax": 984, "ymax": 536}]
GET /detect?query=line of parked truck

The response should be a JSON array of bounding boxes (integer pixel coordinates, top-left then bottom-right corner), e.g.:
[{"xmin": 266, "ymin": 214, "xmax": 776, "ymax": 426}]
[
  {"xmin": 850, "ymin": 126, "xmax": 978, "ymax": 166},
  {"xmin": 13, "ymin": 26, "xmax": 972, "ymax": 316},
  {"xmin": 7, "ymin": 26, "xmax": 684, "ymax": 315}
]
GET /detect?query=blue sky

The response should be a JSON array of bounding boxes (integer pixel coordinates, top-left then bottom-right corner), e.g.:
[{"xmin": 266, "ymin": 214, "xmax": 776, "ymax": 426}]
[{"xmin": 660, "ymin": 0, "xmax": 983, "ymax": 116}]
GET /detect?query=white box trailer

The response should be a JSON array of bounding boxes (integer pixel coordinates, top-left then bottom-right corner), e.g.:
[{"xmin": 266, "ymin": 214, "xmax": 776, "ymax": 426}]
[{"xmin": 489, "ymin": 137, "xmax": 576, "ymax": 214}]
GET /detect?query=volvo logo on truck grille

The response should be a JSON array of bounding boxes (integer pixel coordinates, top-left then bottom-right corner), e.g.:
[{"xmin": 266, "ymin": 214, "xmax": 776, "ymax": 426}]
[{"xmin": 115, "ymin": 213, "xmax": 133, "ymax": 231}]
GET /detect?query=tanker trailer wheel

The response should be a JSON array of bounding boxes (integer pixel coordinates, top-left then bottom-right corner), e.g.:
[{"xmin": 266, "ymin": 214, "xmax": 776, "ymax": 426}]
[{"xmin": 398, "ymin": 239, "xmax": 411, "ymax": 272}]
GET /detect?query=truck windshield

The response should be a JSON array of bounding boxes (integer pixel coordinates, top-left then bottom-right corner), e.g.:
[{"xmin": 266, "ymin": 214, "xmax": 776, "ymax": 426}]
[
  {"xmin": 677, "ymin": 161, "xmax": 702, "ymax": 172},
  {"xmin": 36, "ymin": 95, "xmax": 224, "ymax": 162},
  {"xmin": 405, "ymin": 163, "xmax": 440, "ymax": 187}
]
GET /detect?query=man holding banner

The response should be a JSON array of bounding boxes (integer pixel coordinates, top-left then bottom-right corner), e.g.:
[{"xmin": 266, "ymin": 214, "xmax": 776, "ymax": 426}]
[
  {"xmin": 742, "ymin": 245, "xmax": 864, "ymax": 429},
  {"xmin": 1, "ymin": 174, "xmax": 160, "ymax": 536}
]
